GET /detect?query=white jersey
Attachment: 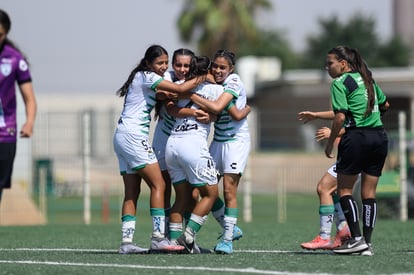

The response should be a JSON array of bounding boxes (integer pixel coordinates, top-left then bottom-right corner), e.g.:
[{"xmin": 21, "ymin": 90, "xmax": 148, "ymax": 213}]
[
  {"xmin": 213, "ymin": 73, "xmax": 250, "ymax": 142},
  {"xmin": 170, "ymin": 82, "xmax": 223, "ymax": 140},
  {"xmin": 115, "ymin": 71, "xmax": 163, "ymax": 136}
]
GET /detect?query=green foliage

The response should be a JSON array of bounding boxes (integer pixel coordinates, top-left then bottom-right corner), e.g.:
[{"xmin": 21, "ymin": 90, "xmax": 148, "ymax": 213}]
[
  {"xmin": 177, "ymin": 0, "xmax": 271, "ymax": 57},
  {"xmin": 301, "ymin": 13, "xmax": 411, "ymax": 69}
]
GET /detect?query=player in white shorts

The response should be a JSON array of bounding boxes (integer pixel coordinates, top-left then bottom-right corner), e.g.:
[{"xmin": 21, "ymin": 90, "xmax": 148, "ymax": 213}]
[
  {"xmin": 153, "ymin": 48, "xmax": 196, "ymax": 226},
  {"xmin": 189, "ymin": 50, "xmax": 251, "ymax": 254},
  {"xmin": 297, "ymin": 111, "xmax": 351, "ymax": 250},
  {"xmin": 165, "ymin": 56, "xmax": 221, "ymax": 253},
  {"xmin": 113, "ymin": 45, "xmax": 209, "ymax": 254}
]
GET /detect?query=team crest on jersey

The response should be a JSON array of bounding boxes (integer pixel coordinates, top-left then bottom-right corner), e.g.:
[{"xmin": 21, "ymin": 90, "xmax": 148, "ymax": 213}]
[
  {"xmin": 0, "ymin": 62, "xmax": 12, "ymax": 77},
  {"xmin": 19, "ymin": 60, "xmax": 28, "ymax": 71}
]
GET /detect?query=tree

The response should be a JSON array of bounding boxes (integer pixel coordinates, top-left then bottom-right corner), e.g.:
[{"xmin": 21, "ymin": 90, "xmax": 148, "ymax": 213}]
[
  {"xmin": 238, "ymin": 30, "xmax": 298, "ymax": 70},
  {"xmin": 300, "ymin": 13, "xmax": 410, "ymax": 69},
  {"xmin": 177, "ymin": 0, "xmax": 271, "ymax": 57}
]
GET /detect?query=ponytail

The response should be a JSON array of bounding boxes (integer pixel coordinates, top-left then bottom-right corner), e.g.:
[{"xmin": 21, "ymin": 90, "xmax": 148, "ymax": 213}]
[{"xmin": 329, "ymin": 46, "xmax": 375, "ymax": 117}]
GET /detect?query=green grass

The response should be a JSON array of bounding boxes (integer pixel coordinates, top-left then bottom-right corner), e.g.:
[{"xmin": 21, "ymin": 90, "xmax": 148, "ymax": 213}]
[{"xmin": 1, "ymin": 194, "xmax": 413, "ymax": 274}]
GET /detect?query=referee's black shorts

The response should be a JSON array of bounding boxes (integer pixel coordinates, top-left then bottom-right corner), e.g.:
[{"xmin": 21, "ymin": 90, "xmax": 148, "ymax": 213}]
[
  {"xmin": 0, "ymin": 142, "xmax": 17, "ymax": 189},
  {"xmin": 336, "ymin": 127, "xmax": 388, "ymax": 177}
]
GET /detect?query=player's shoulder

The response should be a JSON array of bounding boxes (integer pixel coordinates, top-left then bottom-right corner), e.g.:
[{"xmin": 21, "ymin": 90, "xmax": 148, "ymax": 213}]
[
  {"xmin": 225, "ymin": 73, "xmax": 241, "ymax": 83},
  {"xmin": 1, "ymin": 44, "xmax": 24, "ymax": 59}
]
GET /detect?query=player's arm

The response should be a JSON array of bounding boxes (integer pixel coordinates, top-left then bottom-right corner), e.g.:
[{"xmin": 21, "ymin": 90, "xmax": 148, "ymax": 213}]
[
  {"xmin": 165, "ymin": 100, "xmax": 213, "ymax": 124},
  {"xmin": 315, "ymin": 126, "xmax": 345, "ymax": 142},
  {"xmin": 19, "ymin": 82, "xmax": 37, "ymax": 138},
  {"xmin": 325, "ymin": 112, "xmax": 345, "ymax": 158},
  {"xmin": 228, "ymin": 104, "xmax": 251, "ymax": 121},
  {"xmin": 156, "ymin": 74, "xmax": 215, "ymax": 95},
  {"xmin": 189, "ymin": 92, "xmax": 233, "ymax": 114},
  {"xmin": 298, "ymin": 110, "xmax": 335, "ymax": 123}
]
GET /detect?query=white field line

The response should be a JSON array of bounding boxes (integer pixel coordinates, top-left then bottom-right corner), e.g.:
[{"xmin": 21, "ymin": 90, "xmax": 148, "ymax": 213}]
[
  {"xmin": 0, "ymin": 259, "xmax": 333, "ymax": 275},
  {"xmin": 0, "ymin": 248, "xmax": 331, "ymax": 275}
]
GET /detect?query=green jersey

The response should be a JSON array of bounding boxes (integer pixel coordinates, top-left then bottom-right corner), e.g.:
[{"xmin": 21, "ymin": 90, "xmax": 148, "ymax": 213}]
[{"xmin": 330, "ymin": 72, "xmax": 387, "ymax": 128}]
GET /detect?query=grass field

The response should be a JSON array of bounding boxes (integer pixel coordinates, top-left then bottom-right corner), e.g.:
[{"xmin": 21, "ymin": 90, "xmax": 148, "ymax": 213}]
[{"xmin": 1, "ymin": 194, "xmax": 414, "ymax": 274}]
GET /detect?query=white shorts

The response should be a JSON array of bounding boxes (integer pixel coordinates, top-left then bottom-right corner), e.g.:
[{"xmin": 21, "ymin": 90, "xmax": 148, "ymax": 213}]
[
  {"xmin": 113, "ymin": 131, "xmax": 157, "ymax": 174},
  {"xmin": 165, "ymin": 135, "xmax": 218, "ymax": 186},
  {"xmin": 210, "ymin": 138, "xmax": 251, "ymax": 175},
  {"xmin": 327, "ymin": 163, "xmax": 337, "ymax": 178}
]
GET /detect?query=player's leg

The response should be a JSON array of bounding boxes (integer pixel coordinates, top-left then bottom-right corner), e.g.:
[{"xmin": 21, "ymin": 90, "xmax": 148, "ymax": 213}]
[
  {"xmin": 178, "ymin": 183, "xmax": 218, "ymax": 253},
  {"xmin": 169, "ymin": 181, "xmax": 192, "ymax": 244},
  {"xmin": 301, "ymin": 171, "xmax": 336, "ymax": 250},
  {"xmin": 118, "ymin": 173, "xmax": 148, "ymax": 254},
  {"xmin": 140, "ymin": 163, "xmax": 184, "ymax": 252},
  {"xmin": 215, "ymin": 173, "xmax": 240, "ymax": 254}
]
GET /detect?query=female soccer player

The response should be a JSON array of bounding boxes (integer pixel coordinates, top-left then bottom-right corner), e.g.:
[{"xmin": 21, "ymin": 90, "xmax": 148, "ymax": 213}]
[
  {"xmin": 113, "ymin": 45, "xmax": 209, "ymax": 254},
  {"xmin": 324, "ymin": 45, "xmax": 389, "ymax": 256},
  {"xmin": 0, "ymin": 9, "xmax": 37, "ymax": 205},
  {"xmin": 189, "ymin": 50, "xmax": 251, "ymax": 254},
  {"xmin": 297, "ymin": 110, "xmax": 351, "ymax": 250}
]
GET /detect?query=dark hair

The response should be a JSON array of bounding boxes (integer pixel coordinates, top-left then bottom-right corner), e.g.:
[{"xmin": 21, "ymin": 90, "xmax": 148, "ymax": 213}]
[
  {"xmin": 213, "ymin": 49, "xmax": 236, "ymax": 67},
  {"xmin": 116, "ymin": 45, "xmax": 168, "ymax": 97},
  {"xmin": 0, "ymin": 9, "xmax": 11, "ymax": 33},
  {"xmin": 172, "ymin": 48, "xmax": 194, "ymax": 62},
  {"xmin": 0, "ymin": 9, "xmax": 27, "ymax": 61},
  {"xmin": 154, "ymin": 55, "xmax": 210, "ymax": 121},
  {"xmin": 328, "ymin": 46, "xmax": 375, "ymax": 117},
  {"xmin": 187, "ymin": 56, "xmax": 210, "ymax": 80}
]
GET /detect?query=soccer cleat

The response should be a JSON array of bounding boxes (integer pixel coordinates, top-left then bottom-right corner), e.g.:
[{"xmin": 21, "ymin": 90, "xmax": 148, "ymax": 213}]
[
  {"xmin": 359, "ymin": 243, "xmax": 374, "ymax": 256},
  {"xmin": 233, "ymin": 226, "xmax": 243, "ymax": 241},
  {"xmin": 331, "ymin": 225, "xmax": 351, "ymax": 248},
  {"xmin": 176, "ymin": 234, "xmax": 195, "ymax": 254},
  {"xmin": 214, "ymin": 240, "xmax": 233, "ymax": 254},
  {"xmin": 300, "ymin": 235, "xmax": 332, "ymax": 250},
  {"xmin": 118, "ymin": 243, "xmax": 149, "ymax": 254},
  {"xmin": 193, "ymin": 242, "xmax": 212, "ymax": 254},
  {"xmin": 332, "ymin": 237, "xmax": 368, "ymax": 254},
  {"xmin": 150, "ymin": 237, "xmax": 184, "ymax": 253}
]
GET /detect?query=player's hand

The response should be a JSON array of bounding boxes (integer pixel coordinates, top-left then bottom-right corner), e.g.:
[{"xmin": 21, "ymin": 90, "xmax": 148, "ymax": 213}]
[
  {"xmin": 325, "ymin": 143, "xmax": 335, "ymax": 159},
  {"xmin": 20, "ymin": 122, "xmax": 33, "ymax": 138},
  {"xmin": 298, "ymin": 111, "xmax": 317, "ymax": 123},
  {"xmin": 315, "ymin": 127, "xmax": 331, "ymax": 142},
  {"xmin": 194, "ymin": 109, "xmax": 211, "ymax": 124},
  {"xmin": 206, "ymin": 73, "xmax": 216, "ymax": 84}
]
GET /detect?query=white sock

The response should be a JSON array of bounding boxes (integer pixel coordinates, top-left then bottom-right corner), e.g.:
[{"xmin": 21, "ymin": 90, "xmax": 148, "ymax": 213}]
[
  {"xmin": 319, "ymin": 214, "xmax": 333, "ymax": 240},
  {"xmin": 334, "ymin": 201, "xmax": 347, "ymax": 230},
  {"xmin": 152, "ymin": 215, "xmax": 166, "ymax": 239},
  {"xmin": 121, "ymin": 220, "xmax": 135, "ymax": 243},
  {"xmin": 169, "ymin": 222, "xmax": 183, "ymax": 242},
  {"xmin": 223, "ymin": 216, "xmax": 237, "ymax": 242}
]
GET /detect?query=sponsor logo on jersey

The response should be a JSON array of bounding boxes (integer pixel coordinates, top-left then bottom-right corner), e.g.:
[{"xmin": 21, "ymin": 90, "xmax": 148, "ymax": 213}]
[
  {"xmin": 0, "ymin": 62, "xmax": 11, "ymax": 77},
  {"xmin": 19, "ymin": 59, "xmax": 28, "ymax": 71}
]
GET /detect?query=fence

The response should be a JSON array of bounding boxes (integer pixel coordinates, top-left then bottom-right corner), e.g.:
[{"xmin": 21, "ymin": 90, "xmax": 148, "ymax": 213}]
[{"xmin": 4, "ymin": 106, "xmax": 413, "ymax": 225}]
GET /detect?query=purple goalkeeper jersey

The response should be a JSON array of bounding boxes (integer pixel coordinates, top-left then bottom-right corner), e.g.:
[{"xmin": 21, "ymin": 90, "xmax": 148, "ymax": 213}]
[{"xmin": 0, "ymin": 44, "xmax": 32, "ymax": 142}]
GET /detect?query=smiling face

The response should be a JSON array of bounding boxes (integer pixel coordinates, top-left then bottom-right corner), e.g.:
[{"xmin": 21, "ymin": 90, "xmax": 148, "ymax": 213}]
[
  {"xmin": 325, "ymin": 53, "xmax": 348, "ymax": 78},
  {"xmin": 172, "ymin": 54, "xmax": 192, "ymax": 81},
  {"xmin": 148, "ymin": 54, "xmax": 169, "ymax": 76},
  {"xmin": 211, "ymin": 56, "xmax": 233, "ymax": 84}
]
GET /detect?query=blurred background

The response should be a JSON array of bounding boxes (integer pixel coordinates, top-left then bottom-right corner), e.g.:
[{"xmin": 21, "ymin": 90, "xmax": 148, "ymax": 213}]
[{"xmin": 1, "ymin": 0, "xmax": 413, "ymax": 225}]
